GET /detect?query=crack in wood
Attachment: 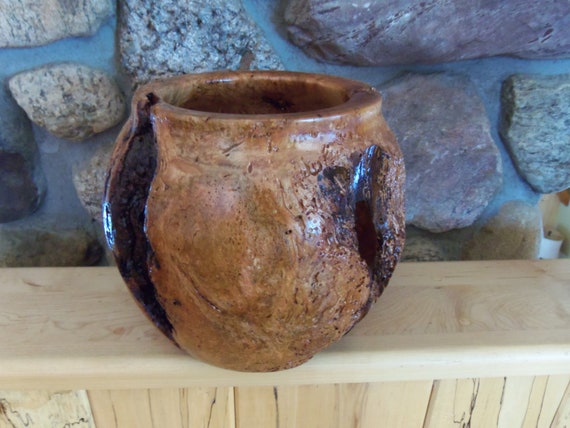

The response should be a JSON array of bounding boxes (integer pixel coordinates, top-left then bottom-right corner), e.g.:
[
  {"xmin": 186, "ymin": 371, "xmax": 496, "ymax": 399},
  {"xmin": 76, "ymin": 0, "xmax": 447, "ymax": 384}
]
[
  {"xmin": 112, "ymin": 405, "xmax": 119, "ymax": 427},
  {"xmin": 551, "ymin": 379, "xmax": 570, "ymax": 425},
  {"xmin": 206, "ymin": 390, "xmax": 217, "ymax": 428},
  {"xmin": 22, "ymin": 280, "xmax": 42, "ymax": 288},
  {"xmin": 221, "ymin": 141, "xmax": 244, "ymax": 155},
  {"xmin": 496, "ymin": 377, "xmax": 507, "ymax": 427},
  {"xmin": 422, "ymin": 381, "xmax": 438, "ymax": 428},
  {"xmin": 62, "ymin": 418, "xmax": 90, "ymax": 427},
  {"xmin": 452, "ymin": 379, "xmax": 480, "ymax": 428},
  {"xmin": 534, "ymin": 378, "xmax": 547, "ymax": 426},
  {"xmin": 146, "ymin": 390, "xmax": 155, "ymax": 426},
  {"xmin": 273, "ymin": 387, "xmax": 280, "ymax": 428}
]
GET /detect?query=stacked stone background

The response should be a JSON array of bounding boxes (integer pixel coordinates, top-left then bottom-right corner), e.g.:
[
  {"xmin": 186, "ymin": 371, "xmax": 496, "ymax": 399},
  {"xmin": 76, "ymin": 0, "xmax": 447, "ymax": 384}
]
[{"xmin": 1, "ymin": 0, "xmax": 569, "ymax": 266}]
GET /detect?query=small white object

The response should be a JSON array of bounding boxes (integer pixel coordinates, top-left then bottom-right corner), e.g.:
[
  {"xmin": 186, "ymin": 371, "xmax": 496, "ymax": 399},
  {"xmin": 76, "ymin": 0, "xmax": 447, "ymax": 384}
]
[{"xmin": 539, "ymin": 229, "xmax": 564, "ymax": 259}]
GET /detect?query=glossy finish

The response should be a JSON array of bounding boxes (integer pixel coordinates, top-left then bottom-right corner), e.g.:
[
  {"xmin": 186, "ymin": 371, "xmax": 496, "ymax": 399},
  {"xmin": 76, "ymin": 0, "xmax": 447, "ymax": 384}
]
[{"xmin": 103, "ymin": 71, "xmax": 405, "ymax": 371}]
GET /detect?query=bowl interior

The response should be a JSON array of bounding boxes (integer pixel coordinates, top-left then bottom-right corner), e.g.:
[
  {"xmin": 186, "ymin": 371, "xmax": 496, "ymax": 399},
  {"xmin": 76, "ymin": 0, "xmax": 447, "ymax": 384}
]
[{"xmin": 173, "ymin": 76, "xmax": 351, "ymax": 115}]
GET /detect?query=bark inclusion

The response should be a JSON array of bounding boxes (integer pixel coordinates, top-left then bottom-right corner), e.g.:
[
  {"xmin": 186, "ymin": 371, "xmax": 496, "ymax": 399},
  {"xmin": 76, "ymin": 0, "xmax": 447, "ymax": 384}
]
[{"xmin": 104, "ymin": 94, "xmax": 174, "ymax": 341}]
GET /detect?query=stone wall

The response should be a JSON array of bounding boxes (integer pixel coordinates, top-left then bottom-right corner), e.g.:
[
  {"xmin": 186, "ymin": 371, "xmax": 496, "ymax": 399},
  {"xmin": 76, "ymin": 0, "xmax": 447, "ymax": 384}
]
[{"xmin": 1, "ymin": 0, "xmax": 569, "ymax": 266}]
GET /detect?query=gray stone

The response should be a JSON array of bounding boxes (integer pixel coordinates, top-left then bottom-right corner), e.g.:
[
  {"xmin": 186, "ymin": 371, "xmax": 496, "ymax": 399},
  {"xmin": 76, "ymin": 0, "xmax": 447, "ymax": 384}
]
[
  {"xmin": 380, "ymin": 73, "xmax": 502, "ymax": 233},
  {"xmin": 462, "ymin": 200, "xmax": 542, "ymax": 260},
  {"xmin": 72, "ymin": 141, "xmax": 113, "ymax": 221},
  {"xmin": 118, "ymin": 0, "xmax": 283, "ymax": 87},
  {"xmin": 0, "ymin": 0, "xmax": 113, "ymax": 48},
  {"xmin": 401, "ymin": 235, "xmax": 447, "ymax": 262},
  {"xmin": 284, "ymin": 0, "xmax": 570, "ymax": 66},
  {"xmin": 8, "ymin": 63, "xmax": 125, "ymax": 142},
  {"xmin": 0, "ymin": 86, "xmax": 46, "ymax": 223},
  {"xmin": 0, "ymin": 222, "xmax": 102, "ymax": 267},
  {"xmin": 500, "ymin": 73, "xmax": 570, "ymax": 194}
]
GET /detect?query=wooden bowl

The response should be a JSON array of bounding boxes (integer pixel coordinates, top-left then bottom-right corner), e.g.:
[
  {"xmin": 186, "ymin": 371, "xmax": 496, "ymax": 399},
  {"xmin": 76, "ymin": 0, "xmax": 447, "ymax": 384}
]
[{"xmin": 103, "ymin": 71, "xmax": 405, "ymax": 371}]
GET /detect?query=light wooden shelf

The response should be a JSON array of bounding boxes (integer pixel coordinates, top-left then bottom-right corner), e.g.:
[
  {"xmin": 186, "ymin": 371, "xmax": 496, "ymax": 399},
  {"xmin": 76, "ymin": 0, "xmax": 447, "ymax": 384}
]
[{"xmin": 1, "ymin": 260, "xmax": 569, "ymax": 390}]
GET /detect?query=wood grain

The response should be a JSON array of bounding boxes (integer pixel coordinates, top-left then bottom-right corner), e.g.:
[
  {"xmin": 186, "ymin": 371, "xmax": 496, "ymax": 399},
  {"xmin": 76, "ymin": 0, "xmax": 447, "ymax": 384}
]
[
  {"xmin": 542, "ymin": 376, "xmax": 570, "ymax": 427},
  {"xmin": 235, "ymin": 382, "xmax": 432, "ymax": 428},
  {"xmin": 0, "ymin": 260, "xmax": 569, "ymax": 389},
  {"xmin": 422, "ymin": 376, "xmax": 570, "ymax": 428},
  {"xmin": 3, "ymin": 378, "xmax": 569, "ymax": 427},
  {"xmin": 87, "ymin": 387, "xmax": 234, "ymax": 428},
  {"xmin": 0, "ymin": 390, "xmax": 94, "ymax": 427}
]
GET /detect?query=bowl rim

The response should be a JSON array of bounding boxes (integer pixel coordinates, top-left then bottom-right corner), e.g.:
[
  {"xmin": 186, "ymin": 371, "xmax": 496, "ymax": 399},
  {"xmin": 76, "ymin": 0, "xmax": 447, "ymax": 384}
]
[{"xmin": 133, "ymin": 70, "xmax": 382, "ymax": 121}]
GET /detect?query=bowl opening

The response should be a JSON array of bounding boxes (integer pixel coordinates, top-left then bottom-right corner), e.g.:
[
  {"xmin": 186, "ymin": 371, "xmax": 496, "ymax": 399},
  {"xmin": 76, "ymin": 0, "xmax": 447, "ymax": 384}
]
[{"xmin": 168, "ymin": 76, "xmax": 351, "ymax": 115}]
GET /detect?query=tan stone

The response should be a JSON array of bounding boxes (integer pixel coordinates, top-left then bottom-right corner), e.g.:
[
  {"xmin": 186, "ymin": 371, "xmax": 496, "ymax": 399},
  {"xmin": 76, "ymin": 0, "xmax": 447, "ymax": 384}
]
[
  {"xmin": 0, "ymin": 0, "xmax": 113, "ymax": 47},
  {"xmin": 8, "ymin": 63, "xmax": 125, "ymax": 142},
  {"xmin": 500, "ymin": 73, "xmax": 570, "ymax": 193},
  {"xmin": 73, "ymin": 141, "xmax": 114, "ymax": 221},
  {"xmin": 462, "ymin": 200, "xmax": 542, "ymax": 260}
]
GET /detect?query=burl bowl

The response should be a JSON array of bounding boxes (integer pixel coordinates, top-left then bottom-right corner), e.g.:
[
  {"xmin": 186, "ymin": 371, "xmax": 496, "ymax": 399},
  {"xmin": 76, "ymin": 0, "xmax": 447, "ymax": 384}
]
[{"xmin": 103, "ymin": 70, "xmax": 405, "ymax": 372}]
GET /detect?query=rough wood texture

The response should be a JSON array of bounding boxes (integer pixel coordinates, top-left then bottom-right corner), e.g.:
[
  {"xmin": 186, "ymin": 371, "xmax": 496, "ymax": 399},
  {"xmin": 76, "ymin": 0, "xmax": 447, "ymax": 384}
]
[{"xmin": 0, "ymin": 260, "xmax": 569, "ymax": 389}]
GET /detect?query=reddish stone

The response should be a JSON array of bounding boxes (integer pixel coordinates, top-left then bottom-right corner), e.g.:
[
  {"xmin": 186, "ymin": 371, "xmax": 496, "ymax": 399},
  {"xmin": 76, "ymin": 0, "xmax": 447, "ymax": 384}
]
[
  {"xmin": 285, "ymin": 0, "xmax": 570, "ymax": 65},
  {"xmin": 380, "ymin": 73, "xmax": 502, "ymax": 232}
]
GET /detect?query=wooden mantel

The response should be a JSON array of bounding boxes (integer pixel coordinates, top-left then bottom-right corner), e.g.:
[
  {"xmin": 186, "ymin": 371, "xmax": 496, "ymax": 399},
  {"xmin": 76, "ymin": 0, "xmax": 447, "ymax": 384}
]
[
  {"xmin": 1, "ymin": 260, "xmax": 569, "ymax": 427},
  {"xmin": 1, "ymin": 260, "xmax": 569, "ymax": 390}
]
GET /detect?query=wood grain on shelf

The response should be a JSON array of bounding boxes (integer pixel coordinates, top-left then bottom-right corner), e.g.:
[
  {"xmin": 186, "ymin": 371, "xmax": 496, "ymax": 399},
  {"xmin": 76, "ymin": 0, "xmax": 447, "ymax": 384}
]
[
  {"xmin": 0, "ymin": 390, "xmax": 94, "ymax": 427},
  {"xmin": 3, "ymin": 378, "xmax": 569, "ymax": 428},
  {"xmin": 87, "ymin": 387, "xmax": 235, "ymax": 428},
  {"xmin": 0, "ymin": 260, "xmax": 569, "ymax": 389},
  {"xmin": 235, "ymin": 382, "xmax": 433, "ymax": 428}
]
